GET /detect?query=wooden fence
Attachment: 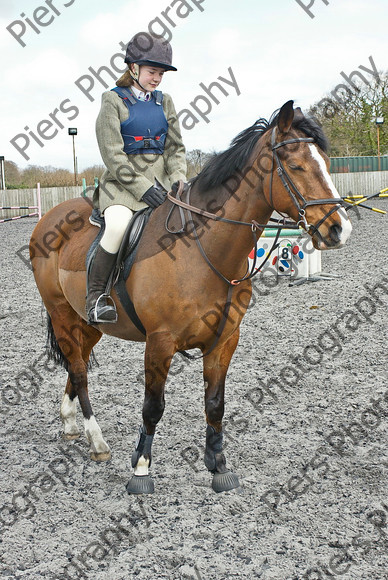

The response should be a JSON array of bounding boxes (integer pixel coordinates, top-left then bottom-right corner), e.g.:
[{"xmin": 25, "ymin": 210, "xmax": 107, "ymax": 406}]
[
  {"xmin": 0, "ymin": 185, "xmax": 90, "ymax": 219},
  {"xmin": 1, "ymin": 171, "xmax": 388, "ymax": 219},
  {"xmin": 331, "ymin": 171, "xmax": 388, "ymax": 196}
]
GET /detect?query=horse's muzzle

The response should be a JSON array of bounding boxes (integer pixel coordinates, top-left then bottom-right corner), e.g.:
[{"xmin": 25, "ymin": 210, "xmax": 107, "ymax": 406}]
[{"xmin": 312, "ymin": 218, "xmax": 352, "ymax": 250}]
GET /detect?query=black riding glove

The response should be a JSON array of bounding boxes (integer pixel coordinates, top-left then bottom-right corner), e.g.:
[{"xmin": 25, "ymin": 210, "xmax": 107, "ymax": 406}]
[
  {"xmin": 171, "ymin": 181, "xmax": 180, "ymax": 194},
  {"xmin": 171, "ymin": 180, "xmax": 188, "ymax": 195},
  {"xmin": 141, "ymin": 186, "xmax": 166, "ymax": 208}
]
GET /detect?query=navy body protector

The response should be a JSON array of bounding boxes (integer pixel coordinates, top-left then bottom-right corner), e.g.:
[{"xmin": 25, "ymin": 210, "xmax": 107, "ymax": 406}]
[{"xmin": 111, "ymin": 87, "xmax": 168, "ymax": 155}]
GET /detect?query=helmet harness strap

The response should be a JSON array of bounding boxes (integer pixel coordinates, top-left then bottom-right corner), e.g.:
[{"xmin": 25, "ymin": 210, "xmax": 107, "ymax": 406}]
[{"xmin": 129, "ymin": 63, "xmax": 149, "ymax": 94}]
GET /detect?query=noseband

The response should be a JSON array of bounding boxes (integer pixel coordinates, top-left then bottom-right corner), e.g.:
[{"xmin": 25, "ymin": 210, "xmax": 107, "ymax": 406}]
[{"xmin": 269, "ymin": 128, "xmax": 348, "ymax": 236}]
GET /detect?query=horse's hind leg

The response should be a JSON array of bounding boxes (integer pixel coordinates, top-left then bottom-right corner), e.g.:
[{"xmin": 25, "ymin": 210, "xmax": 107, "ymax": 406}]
[
  {"xmin": 61, "ymin": 376, "xmax": 81, "ymax": 439},
  {"xmin": 49, "ymin": 305, "xmax": 110, "ymax": 461},
  {"xmin": 60, "ymin": 321, "xmax": 102, "ymax": 440},
  {"xmin": 203, "ymin": 329, "xmax": 240, "ymax": 493},
  {"xmin": 126, "ymin": 331, "xmax": 175, "ymax": 495}
]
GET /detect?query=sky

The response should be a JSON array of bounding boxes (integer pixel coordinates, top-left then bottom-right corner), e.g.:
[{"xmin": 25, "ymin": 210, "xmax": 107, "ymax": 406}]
[{"xmin": 0, "ymin": 0, "xmax": 387, "ymax": 173}]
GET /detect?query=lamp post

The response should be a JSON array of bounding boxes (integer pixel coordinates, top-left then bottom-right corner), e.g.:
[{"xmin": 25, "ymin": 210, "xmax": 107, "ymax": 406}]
[
  {"xmin": 375, "ymin": 117, "xmax": 384, "ymax": 171},
  {"xmin": 0, "ymin": 156, "xmax": 5, "ymax": 190},
  {"xmin": 68, "ymin": 128, "xmax": 78, "ymax": 185}
]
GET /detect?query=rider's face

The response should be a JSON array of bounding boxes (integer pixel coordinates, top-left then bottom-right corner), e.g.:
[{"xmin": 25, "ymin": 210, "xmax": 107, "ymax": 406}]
[{"xmin": 136, "ymin": 66, "xmax": 165, "ymax": 92}]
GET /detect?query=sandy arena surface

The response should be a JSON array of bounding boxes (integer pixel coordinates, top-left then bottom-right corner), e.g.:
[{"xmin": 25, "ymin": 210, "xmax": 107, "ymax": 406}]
[{"xmin": 0, "ymin": 204, "xmax": 387, "ymax": 579}]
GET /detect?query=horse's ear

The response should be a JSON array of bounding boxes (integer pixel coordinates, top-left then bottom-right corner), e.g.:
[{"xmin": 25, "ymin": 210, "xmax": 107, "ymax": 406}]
[{"xmin": 277, "ymin": 100, "xmax": 294, "ymax": 134}]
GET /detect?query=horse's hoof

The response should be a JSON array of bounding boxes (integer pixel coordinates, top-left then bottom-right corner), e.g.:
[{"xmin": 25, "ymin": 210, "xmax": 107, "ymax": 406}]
[
  {"xmin": 126, "ymin": 475, "xmax": 154, "ymax": 495},
  {"xmin": 90, "ymin": 450, "xmax": 111, "ymax": 462},
  {"xmin": 212, "ymin": 471, "xmax": 240, "ymax": 493},
  {"xmin": 63, "ymin": 432, "xmax": 80, "ymax": 440}
]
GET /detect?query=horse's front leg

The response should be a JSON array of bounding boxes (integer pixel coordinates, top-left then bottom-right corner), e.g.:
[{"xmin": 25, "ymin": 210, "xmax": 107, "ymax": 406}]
[
  {"xmin": 203, "ymin": 329, "xmax": 240, "ymax": 492},
  {"xmin": 126, "ymin": 331, "xmax": 175, "ymax": 495}
]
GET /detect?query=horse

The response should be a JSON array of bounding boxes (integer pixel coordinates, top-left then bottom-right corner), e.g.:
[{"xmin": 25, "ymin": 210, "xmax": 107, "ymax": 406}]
[{"xmin": 30, "ymin": 100, "xmax": 352, "ymax": 494}]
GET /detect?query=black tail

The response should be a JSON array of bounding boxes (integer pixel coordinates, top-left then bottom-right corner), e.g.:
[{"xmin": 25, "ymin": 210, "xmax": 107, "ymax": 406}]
[
  {"xmin": 46, "ymin": 313, "xmax": 69, "ymax": 371},
  {"xmin": 45, "ymin": 313, "xmax": 98, "ymax": 371}
]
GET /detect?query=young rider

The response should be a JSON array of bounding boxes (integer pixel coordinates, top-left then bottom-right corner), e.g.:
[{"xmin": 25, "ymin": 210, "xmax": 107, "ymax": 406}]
[{"xmin": 87, "ymin": 32, "xmax": 187, "ymax": 324}]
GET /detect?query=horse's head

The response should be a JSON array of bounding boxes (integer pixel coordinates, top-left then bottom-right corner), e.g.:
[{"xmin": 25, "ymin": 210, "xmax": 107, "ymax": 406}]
[{"xmin": 262, "ymin": 100, "xmax": 352, "ymax": 250}]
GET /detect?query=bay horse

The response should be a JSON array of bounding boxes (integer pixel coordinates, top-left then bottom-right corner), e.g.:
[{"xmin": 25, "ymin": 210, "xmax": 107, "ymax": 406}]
[{"xmin": 30, "ymin": 101, "xmax": 352, "ymax": 494}]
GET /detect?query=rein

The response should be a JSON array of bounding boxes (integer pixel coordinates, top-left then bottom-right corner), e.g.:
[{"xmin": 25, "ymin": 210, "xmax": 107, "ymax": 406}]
[{"xmin": 166, "ymin": 185, "xmax": 284, "ymax": 286}]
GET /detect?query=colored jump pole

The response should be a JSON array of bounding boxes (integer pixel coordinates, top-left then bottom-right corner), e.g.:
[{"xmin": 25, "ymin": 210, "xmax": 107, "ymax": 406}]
[
  {"xmin": 0, "ymin": 182, "xmax": 42, "ymax": 222},
  {"xmin": 261, "ymin": 228, "xmax": 302, "ymax": 238},
  {"xmin": 343, "ymin": 186, "xmax": 388, "ymax": 215}
]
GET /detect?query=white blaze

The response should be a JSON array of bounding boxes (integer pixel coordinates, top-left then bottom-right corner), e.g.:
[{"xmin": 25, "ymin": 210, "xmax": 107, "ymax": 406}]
[{"xmin": 309, "ymin": 144, "xmax": 352, "ymax": 245}]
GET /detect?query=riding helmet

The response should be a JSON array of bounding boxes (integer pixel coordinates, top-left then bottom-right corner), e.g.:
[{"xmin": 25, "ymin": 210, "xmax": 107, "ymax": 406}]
[{"xmin": 124, "ymin": 32, "xmax": 177, "ymax": 71}]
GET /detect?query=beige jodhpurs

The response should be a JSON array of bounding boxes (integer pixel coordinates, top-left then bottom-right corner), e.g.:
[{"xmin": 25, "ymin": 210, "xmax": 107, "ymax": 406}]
[{"xmin": 100, "ymin": 204, "xmax": 134, "ymax": 254}]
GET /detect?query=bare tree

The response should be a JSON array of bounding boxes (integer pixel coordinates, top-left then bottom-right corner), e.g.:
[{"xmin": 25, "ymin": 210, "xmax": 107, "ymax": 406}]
[{"xmin": 308, "ymin": 72, "xmax": 388, "ymax": 156}]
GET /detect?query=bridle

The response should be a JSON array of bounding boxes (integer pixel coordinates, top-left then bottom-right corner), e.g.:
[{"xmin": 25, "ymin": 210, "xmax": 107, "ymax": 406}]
[
  {"xmin": 167, "ymin": 127, "xmax": 350, "ymax": 285},
  {"xmin": 166, "ymin": 127, "xmax": 350, "ymax": 357},
  {"xmin": 269, "ymin": 128, "xmax": 349, "ymax": 238}
]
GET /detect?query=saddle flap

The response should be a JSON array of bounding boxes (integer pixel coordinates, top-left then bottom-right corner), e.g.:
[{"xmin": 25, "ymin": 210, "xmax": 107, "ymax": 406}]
[{"xmin": 86, "ymin": 207, "xmax": 152, "ymax": 285}]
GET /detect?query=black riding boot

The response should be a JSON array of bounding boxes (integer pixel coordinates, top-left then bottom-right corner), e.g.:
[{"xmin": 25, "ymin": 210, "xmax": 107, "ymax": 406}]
[{"xmin": 86, "ymin": 244, "xmax": 118, "ymax": 324}]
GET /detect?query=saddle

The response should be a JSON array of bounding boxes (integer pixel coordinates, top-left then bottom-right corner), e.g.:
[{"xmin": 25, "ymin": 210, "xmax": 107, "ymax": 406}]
[{"xmin": 86, "ymin": 206, "xmax": 153, "ymax": 334}]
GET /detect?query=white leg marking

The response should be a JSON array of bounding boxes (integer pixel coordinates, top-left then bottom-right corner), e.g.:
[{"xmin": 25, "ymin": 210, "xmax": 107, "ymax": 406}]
[
  {"xmin": 309, "ymin": 144, "xmax": 352, "ymax": 245},
  {"xmin": 134, "ymin": 455, "xmax": 150, "ymax": 476},
  {"xmin": 84, "ymin": 416, "xmax": 110, "ymax": 455},
  {"xmin": 60, "ymin": 394, "xmax": 80, "ymax": 437}
]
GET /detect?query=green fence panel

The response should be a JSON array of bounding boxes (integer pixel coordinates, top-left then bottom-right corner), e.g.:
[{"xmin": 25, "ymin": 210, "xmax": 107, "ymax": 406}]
[{"xmin": 330, "ymin": 156, "xmax": 388, "ymax": 173}]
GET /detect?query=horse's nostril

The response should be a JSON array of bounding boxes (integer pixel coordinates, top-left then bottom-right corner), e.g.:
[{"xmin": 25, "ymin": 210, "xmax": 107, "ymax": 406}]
[{"xmin": 329, "ymin": 224, "xmax": 342, "ymax": 244}]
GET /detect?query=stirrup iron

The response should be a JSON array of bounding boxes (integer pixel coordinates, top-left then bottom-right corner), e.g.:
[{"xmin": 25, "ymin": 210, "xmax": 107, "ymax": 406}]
[{"xmin": 89, "ymin": 293, "xmax": 117, "ymax": 324}]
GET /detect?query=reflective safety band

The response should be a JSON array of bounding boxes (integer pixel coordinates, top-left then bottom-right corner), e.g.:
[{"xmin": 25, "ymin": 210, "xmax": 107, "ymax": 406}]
[{"xmin": 133, "ymin": 136, "xmax": 161, "ymax": 141}]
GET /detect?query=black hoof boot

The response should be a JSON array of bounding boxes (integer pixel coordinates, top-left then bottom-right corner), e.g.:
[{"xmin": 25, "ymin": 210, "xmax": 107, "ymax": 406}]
[
  {"xmin": 212, "ymin": 470, "xmax": 240, "ymax": 493},
  {"xmin": 127, "ymin": 426, "xmax": 155, "ymax": 494},
  {"xmin": 126, "ymin": 475, "xmax": 154, "ymax": 495},
  {"xmin": 204, "ymin": 425, "xmax": 240, "ymax": 493}
]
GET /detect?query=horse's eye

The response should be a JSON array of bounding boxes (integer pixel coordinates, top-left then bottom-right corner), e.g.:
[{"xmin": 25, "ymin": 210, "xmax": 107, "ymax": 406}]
[{"xmin": 289, "ymin": 164, "xmax": 304, "ymax": 171}]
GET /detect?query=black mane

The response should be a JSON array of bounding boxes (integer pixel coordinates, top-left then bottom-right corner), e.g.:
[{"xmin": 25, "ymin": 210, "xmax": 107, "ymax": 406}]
[{"xmin": 191, "ymin": 110, "xmax": 328, "ymax": 193}]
